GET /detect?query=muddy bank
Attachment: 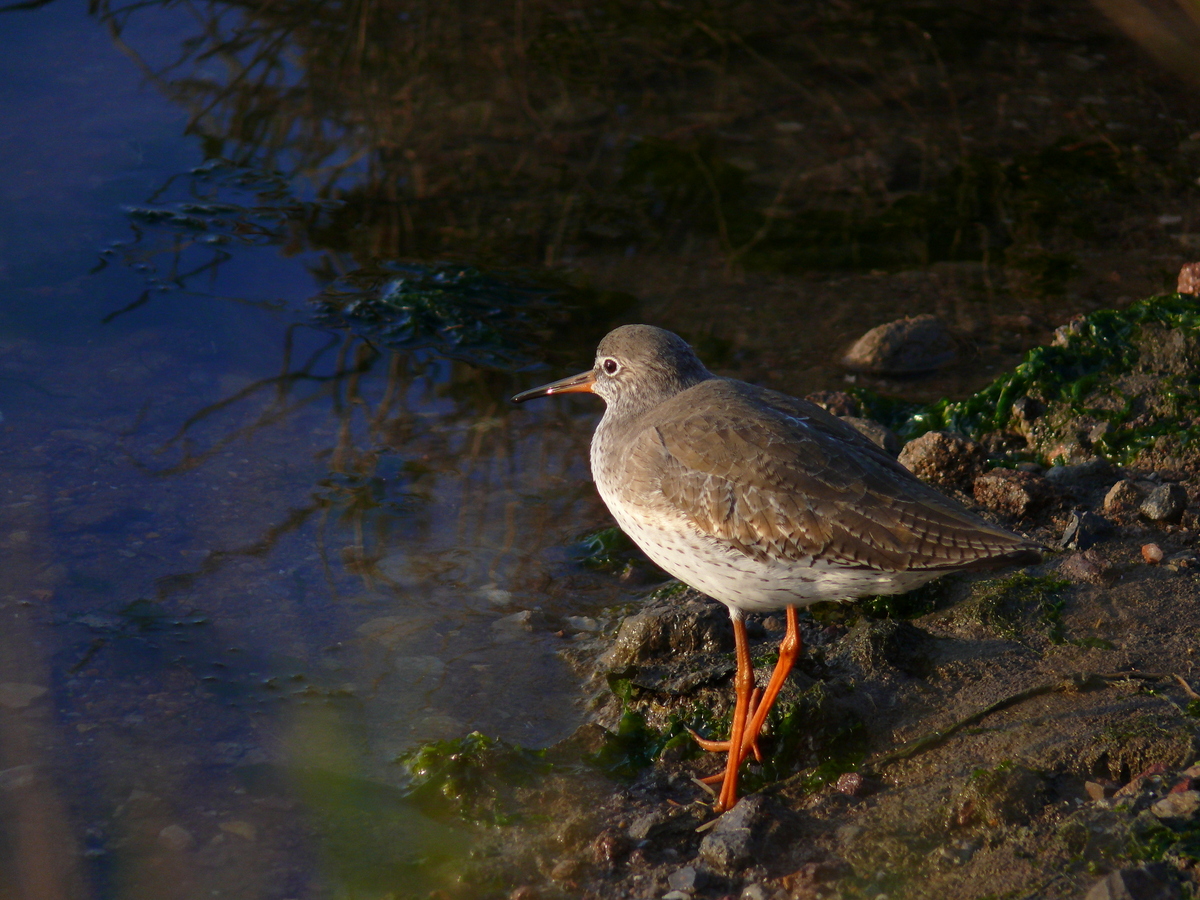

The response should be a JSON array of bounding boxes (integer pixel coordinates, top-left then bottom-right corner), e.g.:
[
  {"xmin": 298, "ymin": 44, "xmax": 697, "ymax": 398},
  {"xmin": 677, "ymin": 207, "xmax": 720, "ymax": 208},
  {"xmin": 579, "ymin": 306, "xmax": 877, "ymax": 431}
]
[{"xmin": 398, "ymin": 292, "xmax": 1200, "ymax": 900}]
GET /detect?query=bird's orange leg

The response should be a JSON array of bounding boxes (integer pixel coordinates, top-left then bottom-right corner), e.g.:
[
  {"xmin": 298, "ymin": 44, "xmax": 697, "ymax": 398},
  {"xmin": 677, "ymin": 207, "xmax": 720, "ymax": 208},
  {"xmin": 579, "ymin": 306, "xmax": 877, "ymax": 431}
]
[
  {"xmin": 714, "ymin": 613, "xmax": 754, "ymax": 813},
  {"xmin": 694, "ymin": 607, "xmax": 802, "ymax": 794},
  {"xmin": 738, "ymin": 606, "xmax": 801, "ymax": 756}
]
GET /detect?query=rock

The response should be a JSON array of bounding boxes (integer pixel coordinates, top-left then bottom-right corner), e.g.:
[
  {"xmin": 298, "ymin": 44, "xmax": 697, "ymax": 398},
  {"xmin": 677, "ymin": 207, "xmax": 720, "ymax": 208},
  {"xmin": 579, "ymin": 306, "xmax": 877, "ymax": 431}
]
[
  {"xmin": 973, "ymin": 468, "xmax": 1054, "ymax": 518},
  {"xmin": 741, "ymin": 884, "xmax": 769, "ymax": 900},
  {"xmin": 1043, "ymin": 458, "xmax": 1114, "ymax": 486},
  {"xmin": 1105, "ymin": 480, "xmax": 1147, "ymax": 515},
  {"xmin": 1085, "ymin": 780, "xmax": 1118, "ymax": 801},
  {"xmin": 1084, "ymin": 863, "xmax": 1180, "ymax": 900},
  {"xmin": 598, "ymin": 598, "xmax": 731, "ymax": 670},
  {"xmin": 1141, "ymin": 543, "xmax": 1164, "ymax": 564},
  {"xmin": 0, "ymin": 683, "xmax": 48, "ymax": 710},
  {"xmin": 698, "ymin": 795, "xmax": 769, "ymax": 872},
  {"xmin": 805, "ymin": 390, "xmax": 859, "ymax": 417},
  {"xmin": 1139, "ymin": 484, "xmax": 1187, "ymax": 523},
  {"xmin": 1060, "ymin": 550, "xmax": 1115, "ymax": 585},
  {"xmin": 1058, "ymin": 510, "xmax": 1110, "ymax": 551},
  {"xmin": 667, "ymin": 865, "xmax": 706, "ymax": 892},
  {"xmin": 834, "ymin": 772, "xmax": 866, "ymax": 796},
  {"xmin": 662, "ymin": 892, "xmax": 690, "ymax": 900},
  {"xmin": 1150, "ymin": 790, "xmax": 1200, "ymax": 820},
  {"xmin": 841, "ymin": 314, "xmax": 956, "ymax": 374},
  {"xmin": 898, "ymin": 431, "xmax": 986, "ymax": 489},
  {"xmin": 1179, "ymin": 262, "xmax": 1200, "ymax": 295},
  {"xmin": 840, "ymin": 416, "xmax": 901, "ymax": 456},
  {"xmin": 157, "ymin": 824, "xmax": 194, "ymax": 851}
]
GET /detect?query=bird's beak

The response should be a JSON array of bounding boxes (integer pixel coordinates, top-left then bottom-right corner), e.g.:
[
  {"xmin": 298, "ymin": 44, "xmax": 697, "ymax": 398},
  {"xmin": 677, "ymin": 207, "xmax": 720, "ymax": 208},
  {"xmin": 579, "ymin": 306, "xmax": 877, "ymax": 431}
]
[{"xmin": 511, "ymin": 369, "xmax": 596, "ymax": 403}]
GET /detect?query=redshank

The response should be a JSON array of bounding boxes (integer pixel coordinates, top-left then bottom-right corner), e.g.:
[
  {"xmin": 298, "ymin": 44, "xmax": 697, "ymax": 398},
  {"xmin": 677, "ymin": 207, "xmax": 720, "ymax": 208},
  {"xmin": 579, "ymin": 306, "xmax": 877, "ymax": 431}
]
[{"xmin": 512, "ymin": 324, "xmax": 1041, "ymax": 812}]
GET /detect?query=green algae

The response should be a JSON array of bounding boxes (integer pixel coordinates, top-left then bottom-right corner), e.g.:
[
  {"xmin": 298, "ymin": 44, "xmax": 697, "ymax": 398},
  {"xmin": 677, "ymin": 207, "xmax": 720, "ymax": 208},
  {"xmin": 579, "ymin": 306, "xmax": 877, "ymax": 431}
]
[
  {"xmin": 397, "ymin": 731, "xmax": 550, "ymax": 825},
  {"xmin": 964, "ymin": 572, "xmax": 1071, "ymax": 643}
]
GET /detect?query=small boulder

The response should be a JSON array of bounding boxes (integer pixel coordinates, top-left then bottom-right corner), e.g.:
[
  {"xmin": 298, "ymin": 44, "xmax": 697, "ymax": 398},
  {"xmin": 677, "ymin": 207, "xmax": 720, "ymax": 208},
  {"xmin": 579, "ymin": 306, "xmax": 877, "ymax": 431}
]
[
  {"xmin": 973, "ymin": 468, "xmax": 1054, "ymax": 518},
  {"xmin": 899, "ymin": 431, "xmax": 986, "ymax": 490},
  {"xmin": 841, "ymin": 314, "xmax": 956, "ymax": 374},
  {"xmin": 1139, "ymin": 484, "xmax": 1188, "ymax": 523}
]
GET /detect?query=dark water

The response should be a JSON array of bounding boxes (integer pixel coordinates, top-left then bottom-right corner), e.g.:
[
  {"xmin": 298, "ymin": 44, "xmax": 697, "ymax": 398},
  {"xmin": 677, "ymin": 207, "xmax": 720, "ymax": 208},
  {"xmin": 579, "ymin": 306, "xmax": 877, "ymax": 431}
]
[{"xmin": 1, "ymin": 1, "xmax": 1198, "ymax": 897}]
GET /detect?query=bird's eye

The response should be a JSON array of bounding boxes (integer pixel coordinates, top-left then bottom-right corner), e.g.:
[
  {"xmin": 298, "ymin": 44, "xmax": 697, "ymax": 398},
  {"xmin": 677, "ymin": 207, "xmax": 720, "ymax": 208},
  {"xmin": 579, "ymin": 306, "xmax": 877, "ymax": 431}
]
[{"xmin": 602, "ymin": 358, "xmax": 619, "ymax": 375}]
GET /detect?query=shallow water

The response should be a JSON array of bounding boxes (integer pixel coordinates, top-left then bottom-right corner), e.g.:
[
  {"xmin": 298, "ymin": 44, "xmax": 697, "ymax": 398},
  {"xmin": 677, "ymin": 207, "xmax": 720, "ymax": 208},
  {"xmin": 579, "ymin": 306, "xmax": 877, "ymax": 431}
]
[{"xmin": 1, "ymin": 1, "xmax": 1198, "ymax": 897}]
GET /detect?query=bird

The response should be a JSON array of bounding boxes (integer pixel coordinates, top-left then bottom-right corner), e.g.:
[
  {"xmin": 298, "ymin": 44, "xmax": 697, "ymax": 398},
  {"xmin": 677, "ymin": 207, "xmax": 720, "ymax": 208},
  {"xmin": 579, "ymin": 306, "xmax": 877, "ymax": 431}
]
[{"xmin": 512, "ymin": 324, "xmax": 1042, "ymax": 813}]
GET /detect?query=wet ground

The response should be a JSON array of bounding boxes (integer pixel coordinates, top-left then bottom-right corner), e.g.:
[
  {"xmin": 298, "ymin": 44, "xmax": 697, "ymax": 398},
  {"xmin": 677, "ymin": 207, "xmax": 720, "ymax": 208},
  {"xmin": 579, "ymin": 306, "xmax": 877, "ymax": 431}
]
[{"xmin": 1, "ymin": 1, "xmax": 1199, "ymax": 898}]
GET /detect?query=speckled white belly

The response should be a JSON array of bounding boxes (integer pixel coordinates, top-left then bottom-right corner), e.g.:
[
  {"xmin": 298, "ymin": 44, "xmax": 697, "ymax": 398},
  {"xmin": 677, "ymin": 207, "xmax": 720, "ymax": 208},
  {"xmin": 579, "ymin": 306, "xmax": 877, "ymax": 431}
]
[{"xmin": 597, "ymin": 485, "xmax": 939, "ymax": 615}]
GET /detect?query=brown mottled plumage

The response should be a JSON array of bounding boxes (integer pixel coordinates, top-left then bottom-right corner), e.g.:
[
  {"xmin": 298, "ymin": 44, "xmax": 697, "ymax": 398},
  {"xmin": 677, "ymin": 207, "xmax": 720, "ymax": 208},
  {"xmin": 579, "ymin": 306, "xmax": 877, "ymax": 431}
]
[{"xmin": 513, "ymin": 324, "xmax": 1041, "ymax": 813}]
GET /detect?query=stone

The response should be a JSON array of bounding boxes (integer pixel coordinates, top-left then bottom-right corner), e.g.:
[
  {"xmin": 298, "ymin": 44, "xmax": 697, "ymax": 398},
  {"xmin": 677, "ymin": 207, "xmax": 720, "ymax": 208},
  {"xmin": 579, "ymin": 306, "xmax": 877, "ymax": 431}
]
[
  {"xmin": 973, "ymin": 468, "xmax": 1054, "ymax": 518},
  {"xmin": 740, "ymin": 884, "xmax": 769, "ymax": 900},
  {"xmin": 898, "ymin": 431, "xmax": 986, "ymax": 490},
  {"xmin": 1141, "ymin": 543, "xmax": 1164, "ymax": 564},
  {"xmin": 1140, "ymin": 484, "xmax": 1187, "ymax": 522},
  {"xmin": 1105, "ymin": 480, "xmax": 1147, "ymax": 515},
  {"xmin": 1085, "ymin": 780, "xmax": 1118, "ymax": 801},
  {"xmin": 1060, "ymin": 550, "xmax": 1115, "ymax": 585},
  {"xmin": 842, "ymin": 314, "xmax": 956, "ymax": 374},
  {"xmin": 157, "ymin": 824, "xmax": 194, "ymax": 851},
  {"xmin": 1043, "ymin": 458, "xmax": 1114, "ymax": 486},
  {"xmin": 1058, "ymin": 510, "xmax": 1110, "ymax": 551},
  {"xmin": 699, "ymin": 795, "xmax": 769, "ymax": 872},
  {"xmin": 835, "ymin": 772, "xmax": 866, "ymax": 796},
  {"xmin": 598, "ymin": 598, "xmax": 731, "ymax": 670},
  {"xmin": 1083, "ymin": 863, "xmax": 1180, "ymax": 900},
  {"xmin": 0, "ymin": 683, "xmax": 48, "ymax": 710},
  {"xmin": 840, "ymin": 417, "xmax": 901, "ymax": 456},
  {"xmin": 667, "ymin": 865, "xmax": 706, "ymax": 892},
  {"xmin": 1150, "ymin": 790, "xmax": 1200, "ymax": 820},
  {"xmin": 1179, "ymin": 262, "xmax": 1200, "ymax": 295}
]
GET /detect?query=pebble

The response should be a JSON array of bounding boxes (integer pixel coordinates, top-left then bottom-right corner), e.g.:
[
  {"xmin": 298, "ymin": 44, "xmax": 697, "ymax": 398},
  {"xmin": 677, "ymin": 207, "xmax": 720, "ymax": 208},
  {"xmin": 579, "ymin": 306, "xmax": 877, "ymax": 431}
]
[
  {"xmin": 1060, "ymin": 550, "xmax": 1115, "ymax": 585},
  {"xmin": 0, "ymin": 683, "xmax": 48, "ymax": 710},
  {"xmin": 841, "ymin": 417, "xmax": 901, "ymax": 456},
  {"xmin": 1085, "ymin": 780, "xmax": 1118, "ymax": 801},
  {"xmin": 1150, "ymin": 790, "xmax": 1200, "ymax": 820},
  {"xmin": 667, "ymin": 865, "xmax": 705, "ymax": 892},
  {"xmin": 740, "ymin": 884, "xmax": 769, "ymax": 900},
  {"xmin": 898, "ymin": 431, "xmax": 986, "ymax": 490},
  {"xmin": 1141, "ymin": 543, "xmax": 1165, "ymax": 564},
  {"xmin": 841, "ymin": 314, "xmax": 956, "ymax": 374},
  {"xmin": 835, "ymin": 772, "xmax": 866, "ymax": 796},
  {"xmin": 1057, "ymin": 510, "xmax": 1109, "ymax": 551},
  {"xmin": 699, "ymin": 795, "xmax": 768, "ymax": 873},
  {"xmin": 1139, "ymin": 484, "xmax": 1187, "ymax": 522},
  {"xmin": 1104, "ymin": 480, "xmax": 1145, "ymax": 515},
  {"xmin": 973, "ymin": 468, "xmax": 1053, "ymax": 518},
  {"xmin": 157, "ymin": 824, "xmax": 194, "ymax": 851},
  {"xmin": 662, "ymin": 892, "xmax": 690, "ymax": 900}
]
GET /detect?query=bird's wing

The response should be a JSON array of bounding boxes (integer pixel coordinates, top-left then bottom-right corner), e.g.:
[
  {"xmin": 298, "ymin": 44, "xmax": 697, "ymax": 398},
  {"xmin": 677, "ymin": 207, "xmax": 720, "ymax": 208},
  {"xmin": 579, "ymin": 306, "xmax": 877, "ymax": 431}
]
[{"xmin": 624, "ymin": 381, "xmax": 1037, "ymax": 571}]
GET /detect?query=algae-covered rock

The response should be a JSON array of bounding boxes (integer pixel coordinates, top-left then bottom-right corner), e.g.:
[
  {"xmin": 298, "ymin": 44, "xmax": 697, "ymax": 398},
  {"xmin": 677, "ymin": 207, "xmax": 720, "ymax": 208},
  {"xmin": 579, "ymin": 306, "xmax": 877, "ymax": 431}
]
[{"xmin": 897, "ymin": 295, "xmax": 1200, "ymax": 471}]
